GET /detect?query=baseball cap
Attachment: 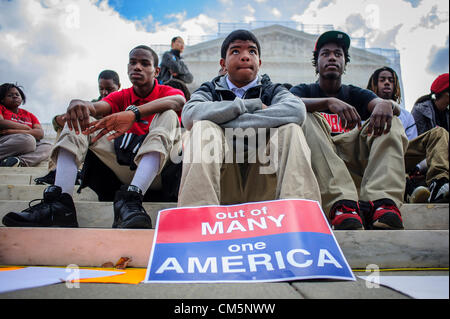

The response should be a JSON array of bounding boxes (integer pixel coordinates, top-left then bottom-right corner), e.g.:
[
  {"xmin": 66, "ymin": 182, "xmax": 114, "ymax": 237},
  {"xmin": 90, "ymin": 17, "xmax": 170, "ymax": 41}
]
[
  {"xmin": 314, "ymin": 30, "xmax": 351, "ymax": 52},
  {"xmin": 430, "ymin": 73, "xmax": 449, "ymax": 94}
]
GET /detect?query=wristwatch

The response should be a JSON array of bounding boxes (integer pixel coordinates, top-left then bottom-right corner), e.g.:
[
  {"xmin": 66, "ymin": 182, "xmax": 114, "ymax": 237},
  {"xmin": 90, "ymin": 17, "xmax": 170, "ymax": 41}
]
[{"xmin": 125, "ymin": 105, "xmax": 141, "ymax": 122}]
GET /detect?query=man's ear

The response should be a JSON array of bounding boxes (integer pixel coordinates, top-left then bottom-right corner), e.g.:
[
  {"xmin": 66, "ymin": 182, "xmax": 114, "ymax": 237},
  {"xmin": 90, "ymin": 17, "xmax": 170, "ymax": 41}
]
[
  {"xmin": 154, "ymin": 66, "xmax": 161, "ymax": 78},
  {"xmin": 219, "ymin": 58, "xmax": 226, "ymax": 72}
]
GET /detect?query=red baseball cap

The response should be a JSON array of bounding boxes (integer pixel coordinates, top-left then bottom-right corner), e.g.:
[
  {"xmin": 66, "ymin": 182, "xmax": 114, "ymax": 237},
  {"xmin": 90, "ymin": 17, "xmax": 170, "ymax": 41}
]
[{"xmin": 430, "ymin": 73, "xmax": 449, "ymax": 94}]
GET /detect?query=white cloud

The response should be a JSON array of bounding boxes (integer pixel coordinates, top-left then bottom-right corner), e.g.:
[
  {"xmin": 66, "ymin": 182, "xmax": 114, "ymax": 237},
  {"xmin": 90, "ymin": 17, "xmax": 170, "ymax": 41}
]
[
  {"xmin": 0, "ymin": 0, "xmax": 448, "ymax": 124},
  {"xmin": 271, "ymin": 8, "xmax": 282, "ymax": 18},
  {"xmin": 0, "ymin": 0, "xmax": 217, "ymax": 123},
  {"xmin": 290, "ymin": 0, "xmax": 449, "ymax": 109}
]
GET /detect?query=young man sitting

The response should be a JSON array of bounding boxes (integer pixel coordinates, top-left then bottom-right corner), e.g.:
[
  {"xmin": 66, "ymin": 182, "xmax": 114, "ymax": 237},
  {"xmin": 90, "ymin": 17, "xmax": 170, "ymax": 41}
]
[
  {"xmin": 2, "ymin": 45, "xmax": 185, "ymax": 229},
  {"xmin": 367, "ymin": 66, "xmax": 449, "ymax": 203},
  {"xmin": 178, "ymin": 30, "xmax": 321, "ymax": 207},
  {"xmin": 290, "ymin": 31, "xmax": 408, "ymax": 230}
]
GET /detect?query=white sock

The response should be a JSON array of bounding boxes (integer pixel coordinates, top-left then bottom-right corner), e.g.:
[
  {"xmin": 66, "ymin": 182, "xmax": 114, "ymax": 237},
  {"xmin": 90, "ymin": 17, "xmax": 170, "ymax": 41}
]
[
  {"xmin": 130, "ymin": 152, "xmax": 160, "ymax": 194},
  {"xmin": 54, "ymin": 148, "xmax": 78, "ymax": 195}
]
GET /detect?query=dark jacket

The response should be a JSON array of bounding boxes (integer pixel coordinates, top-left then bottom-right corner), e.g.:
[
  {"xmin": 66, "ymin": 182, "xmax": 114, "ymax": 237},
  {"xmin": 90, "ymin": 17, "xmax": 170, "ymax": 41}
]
[
  {"xmin": 412, "ymin": 99, "xmax": 449, "ymax": 135},
  {"xmin": 158, "ymin": 49, "xmax": 193, "ymax": 85}
]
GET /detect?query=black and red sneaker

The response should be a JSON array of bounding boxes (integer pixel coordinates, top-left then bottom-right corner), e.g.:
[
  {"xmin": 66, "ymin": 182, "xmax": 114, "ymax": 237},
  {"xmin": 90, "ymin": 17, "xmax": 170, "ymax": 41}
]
[
  {"xmin": 369, "ymin": 199, "xmax": 404, "ymax": 230},
  {"xmin": 329, "ymin": 200, "xmax": 364, "ymax": 230}
]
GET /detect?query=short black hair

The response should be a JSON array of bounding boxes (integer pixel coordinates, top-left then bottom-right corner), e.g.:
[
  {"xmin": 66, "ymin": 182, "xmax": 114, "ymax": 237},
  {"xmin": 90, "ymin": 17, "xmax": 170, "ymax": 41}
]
[
  {"xmin": 98, "ymin": 70, "xmax": 120, "ymax": 86},
  {"xmin": 221, "ymin": 29, "xmax": 261, "ymax": 59},
  {"xmin": 312, "ymin": 40, "xmax": 350, "ymax": 74},
  {"xmin": 129, "ymin": 45, "xmax": 159, "ymax": 67},
  {"xmin": 171, "ymin": 36, "xmax": 182, "ymax": 44},
  {"xmin": 0, "ymin": 83, "xmax": 26, "ymax": 105}
]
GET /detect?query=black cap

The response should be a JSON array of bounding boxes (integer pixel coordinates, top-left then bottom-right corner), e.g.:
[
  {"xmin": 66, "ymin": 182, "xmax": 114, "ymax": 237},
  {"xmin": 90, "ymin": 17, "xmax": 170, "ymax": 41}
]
[{"xmin": 314, "ymin": 30, "xmax": 351, "ymax": 52}]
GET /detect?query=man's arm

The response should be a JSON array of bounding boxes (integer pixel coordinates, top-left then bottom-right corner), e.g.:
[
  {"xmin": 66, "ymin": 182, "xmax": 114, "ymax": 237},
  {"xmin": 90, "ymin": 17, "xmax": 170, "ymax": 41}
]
[
  {"xmin": 300, "ymin": 97, "xmax": 362, "ymax": 131},
  {"xmin": 0, "ymin": 110, "xmax": 45, "ymax": 140},
  {"xmin": 0, "ymin": 118, "xmax": 32, "ymax": 131},
  {"xmin": 221, "ymin": 89, "xmax": 306, "ymax": 129},
  {"xmin": 366, "ymin": 97, "xmax": 395, "ymax": 136},
  {"xmin": 65, "ymin": 100, "xmax": 112, "ymax": 134},
  {"xmin": 84, "ymin": 95, "xmax": 186, "ymax": 143},
  {"xmin": 181, "ymin": 88, "xmax": 260, "ymax": 130}
]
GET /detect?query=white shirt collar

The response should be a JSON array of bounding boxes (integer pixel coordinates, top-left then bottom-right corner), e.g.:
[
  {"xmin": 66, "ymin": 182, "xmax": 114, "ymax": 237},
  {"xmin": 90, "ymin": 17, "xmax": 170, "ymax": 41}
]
[{"xmin": 226, "ymin": 76, "xmax": 259, "ymax": 98}]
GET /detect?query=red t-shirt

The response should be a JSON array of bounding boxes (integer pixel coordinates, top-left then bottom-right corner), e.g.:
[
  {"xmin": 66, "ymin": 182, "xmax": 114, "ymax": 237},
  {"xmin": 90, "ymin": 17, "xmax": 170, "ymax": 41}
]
[
  {"xmin": 102, "ymin": 80, "xmax": 184, "ymax": 136},
  {"xmin": 0, "ymin": 104, "xmax": 40, "ymax": 128}
]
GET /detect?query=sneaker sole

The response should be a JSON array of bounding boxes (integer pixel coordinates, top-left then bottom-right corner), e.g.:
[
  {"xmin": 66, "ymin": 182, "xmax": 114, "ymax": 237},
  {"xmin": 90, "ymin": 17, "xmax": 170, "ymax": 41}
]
[
  {"xmin": 372, "ymin": 218, "xmax": 404, "ymax": 230},
  {"xmin": 115, "ymin": 215, "xmax": 152, "ymax": 229},
  {"xmin": 332, "ymin": 218, "xmax": 364, "ymax": 230},
  {"xmin": 2, "ymin": 216, "xmax": 78, "ymax": 228}
]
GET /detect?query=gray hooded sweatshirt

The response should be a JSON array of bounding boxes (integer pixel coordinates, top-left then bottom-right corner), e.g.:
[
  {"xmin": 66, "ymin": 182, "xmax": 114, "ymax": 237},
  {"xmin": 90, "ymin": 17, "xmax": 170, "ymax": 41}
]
[{"xmin": 181, "ymin": 75, "xmax": 306, "ymax": 130}]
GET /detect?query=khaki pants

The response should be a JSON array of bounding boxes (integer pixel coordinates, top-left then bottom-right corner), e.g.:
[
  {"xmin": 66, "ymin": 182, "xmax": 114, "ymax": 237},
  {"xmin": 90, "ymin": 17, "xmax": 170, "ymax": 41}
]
[
  {"xmin": 0, "ymin": 133, "xmax": 52, "ymax": 167},
  {"xmin": 404, "ymin": 127, "xmax": 449, "ymax": 185},
  {"xmin": 51, "ymin": 110, "xmax": 181, "ymax": 186},
  {"xmin": 177, "ymin": 120, "xmax": 321, "ymax": 207},
  {"xmin": 302, "ymin": 112, "xmax": 408, "ymax": 216}
]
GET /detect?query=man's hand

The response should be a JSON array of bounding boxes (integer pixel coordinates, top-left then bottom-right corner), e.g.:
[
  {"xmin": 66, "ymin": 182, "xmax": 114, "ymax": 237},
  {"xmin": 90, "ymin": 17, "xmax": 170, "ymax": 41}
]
[
  {"xmin": 327, "ymin": 97, "xmax": 361, "ymax": 130},
  {"xmin": 367, "ymin": 99, "xmax": 393, "ymax": 136},
  {"xmin": 65, "ymin": 100, "xmax": 94, "ymax": 134},
  {"xmin": 83, "ymin": 110, "xmax": 136, "ymax": 144}
]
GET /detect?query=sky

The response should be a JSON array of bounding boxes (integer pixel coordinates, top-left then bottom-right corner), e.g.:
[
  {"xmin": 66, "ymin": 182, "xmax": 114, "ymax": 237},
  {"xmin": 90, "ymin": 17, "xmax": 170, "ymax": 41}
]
[{"xmin": 0, "ymin": 0, "xmax": 448, "ymax": 123}]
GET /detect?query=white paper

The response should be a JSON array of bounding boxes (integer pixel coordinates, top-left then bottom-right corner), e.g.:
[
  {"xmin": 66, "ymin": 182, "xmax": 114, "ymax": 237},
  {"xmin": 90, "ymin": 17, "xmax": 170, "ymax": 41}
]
[
  {"xmin": 0, "ymin": 267, "xmax": 124, "ymax": 294},
  {"xmin": 359, "ymin": 275, "xmax": 449, "ymax": 299}
]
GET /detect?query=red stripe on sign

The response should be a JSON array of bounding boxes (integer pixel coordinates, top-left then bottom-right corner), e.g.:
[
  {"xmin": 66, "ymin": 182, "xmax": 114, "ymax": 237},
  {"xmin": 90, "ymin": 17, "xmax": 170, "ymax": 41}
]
[{"xmin": 155, "ymin": 199, "xmax": 330, "ymax": 244}]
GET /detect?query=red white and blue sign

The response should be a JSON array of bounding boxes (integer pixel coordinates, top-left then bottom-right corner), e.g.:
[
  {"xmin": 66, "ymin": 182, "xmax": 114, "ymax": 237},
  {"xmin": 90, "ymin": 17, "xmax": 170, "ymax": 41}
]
[{"xmin": 145, "ymin": 199, "xmax": 355, "ymax": 283}]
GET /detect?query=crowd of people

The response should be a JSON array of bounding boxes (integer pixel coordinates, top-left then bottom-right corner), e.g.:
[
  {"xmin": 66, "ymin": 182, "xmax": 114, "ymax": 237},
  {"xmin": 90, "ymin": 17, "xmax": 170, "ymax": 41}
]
[{"xmin": 1, "ymin": 29, "xmax": 448, "ymax": 231}]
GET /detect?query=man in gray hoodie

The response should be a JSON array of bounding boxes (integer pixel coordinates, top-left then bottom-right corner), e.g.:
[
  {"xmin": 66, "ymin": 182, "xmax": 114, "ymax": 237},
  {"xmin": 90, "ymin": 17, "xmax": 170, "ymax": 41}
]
[{"xmin": 178, "ymin": 30, "xmax": 320, "ymax": 207}]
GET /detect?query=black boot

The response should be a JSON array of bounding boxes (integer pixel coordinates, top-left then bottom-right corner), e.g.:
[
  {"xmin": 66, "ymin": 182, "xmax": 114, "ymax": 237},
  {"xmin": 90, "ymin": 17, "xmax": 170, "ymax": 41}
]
[
  {"xmin": 113, "ymin": 185, "xmax": 152, "ymax": 229},
  {"xmin": 2, "ymin": 185, "xmax": 78, "ymax": 227}
]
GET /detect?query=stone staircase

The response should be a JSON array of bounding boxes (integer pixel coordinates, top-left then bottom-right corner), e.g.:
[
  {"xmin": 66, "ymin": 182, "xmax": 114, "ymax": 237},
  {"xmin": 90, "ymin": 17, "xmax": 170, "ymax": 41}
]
[
  {"xmin": 0, "ymin": 163, "xmax": 448, "ymax": 299},
  {"xmin": 0, "ymin": 163, "xmax": 448, "ymax": 268}
]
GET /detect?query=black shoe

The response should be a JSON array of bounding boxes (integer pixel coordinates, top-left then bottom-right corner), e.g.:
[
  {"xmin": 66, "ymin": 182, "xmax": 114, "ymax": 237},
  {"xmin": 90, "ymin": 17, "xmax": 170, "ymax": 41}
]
[
  {"xmin": 0, "ymin": 156, "xmax": 21, "ymax": 167},
  {"xmin": 113, "ymin": 185, "xmax": 152, "ymax": 229},
  {"xmin": 34, "ymin": 170, "xmax": 56, "ymax": 185},
  {"xmin": 428, "ymin": 178, "xmax": 449, "ymax": 203},
  {"xmin": 2, "ymin": 185, "xmax": 78, "ymax": 227},
  {"xmin": 35, "ymin": 170, "xmax": 82, "ymax": 185}
]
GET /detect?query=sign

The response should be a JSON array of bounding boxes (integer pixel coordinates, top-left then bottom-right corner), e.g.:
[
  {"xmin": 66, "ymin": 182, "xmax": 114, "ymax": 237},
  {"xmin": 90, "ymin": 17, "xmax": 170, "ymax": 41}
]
[{"xmin": 145, "ymin": 199, "xmax": 355, "ymax": 283}]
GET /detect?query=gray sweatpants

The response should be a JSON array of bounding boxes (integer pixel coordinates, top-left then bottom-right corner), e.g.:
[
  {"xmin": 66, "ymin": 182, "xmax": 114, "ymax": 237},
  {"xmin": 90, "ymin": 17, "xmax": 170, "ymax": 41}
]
[{"xmin": 0, "ymin": 133, "xmax": 52, "ymax": 167}]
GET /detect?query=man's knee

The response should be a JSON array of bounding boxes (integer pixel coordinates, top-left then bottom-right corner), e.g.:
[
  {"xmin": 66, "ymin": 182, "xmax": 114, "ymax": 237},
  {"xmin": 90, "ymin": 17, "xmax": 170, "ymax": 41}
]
[
  {"xmin": 190, "ymin": 120, "xmax": 221, "ymax": 132},
  {"xmin": 14, "ymin": 134, "xmax": 36, "ymax": 153}
]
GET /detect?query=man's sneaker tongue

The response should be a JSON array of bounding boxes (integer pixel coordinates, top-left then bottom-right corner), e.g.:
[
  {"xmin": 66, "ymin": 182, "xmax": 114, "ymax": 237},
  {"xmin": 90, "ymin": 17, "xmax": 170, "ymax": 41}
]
[{"xmin": 43, "ymin": 185, "xmax": 63, "ymax": 201}]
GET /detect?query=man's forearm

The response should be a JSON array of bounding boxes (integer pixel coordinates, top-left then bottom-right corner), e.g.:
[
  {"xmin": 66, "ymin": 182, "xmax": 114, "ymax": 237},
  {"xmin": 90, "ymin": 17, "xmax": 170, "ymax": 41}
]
[
  {"xmin": 138, "ymin": 95, "xmax": 186, "ymax": 118},
  {"xmin": 300, "ymin": 97, "xmax": 331, "ymax": 112},
  {"xmin": 0, "ymin": 119, "xmax": 32, "ymax": 131}
]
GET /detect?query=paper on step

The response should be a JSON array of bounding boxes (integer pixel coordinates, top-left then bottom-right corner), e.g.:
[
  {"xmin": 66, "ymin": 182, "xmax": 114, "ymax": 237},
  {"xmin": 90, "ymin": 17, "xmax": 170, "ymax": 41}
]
[
  {"xmin": 358, "ymin": 275, "xmax": 449, "ymax": 299},
  {"xmin": 0, "ymin": 266, "xmax": 124, "ymax": 294}
]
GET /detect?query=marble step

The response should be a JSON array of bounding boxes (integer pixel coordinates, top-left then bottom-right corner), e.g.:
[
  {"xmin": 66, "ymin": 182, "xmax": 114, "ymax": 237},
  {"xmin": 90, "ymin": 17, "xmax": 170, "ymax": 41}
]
[
  {"xmin": 0, "ymin": 200, "xmax": 176, "ymax": 228},
  {"xmin": 0, "ymin": 185, "xmax": 98, "ymax": 201},
  {"xmin": 0, "ymin": 167, "xmax": 49, "ymax": 175},
  {"xmin": 0, "ymin": 227, "xmax": 447, "ymax": 269},
  {"xmin": 0, "ymin": 201, "xmax": 447, "ymax": 230}
]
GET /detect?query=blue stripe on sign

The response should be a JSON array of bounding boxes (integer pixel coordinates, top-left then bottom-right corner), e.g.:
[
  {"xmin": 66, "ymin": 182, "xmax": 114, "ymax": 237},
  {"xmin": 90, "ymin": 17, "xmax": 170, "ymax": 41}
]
[{"xmin": 147, "ymin": 232, "xmax": 353, "ymax": 282}]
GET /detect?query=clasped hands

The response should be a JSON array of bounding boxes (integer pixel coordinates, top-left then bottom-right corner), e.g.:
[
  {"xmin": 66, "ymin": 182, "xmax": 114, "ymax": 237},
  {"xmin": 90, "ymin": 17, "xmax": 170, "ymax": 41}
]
[{"xmin": 65, "ymin": 101, "xmax": 135, "ymax": 144}]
